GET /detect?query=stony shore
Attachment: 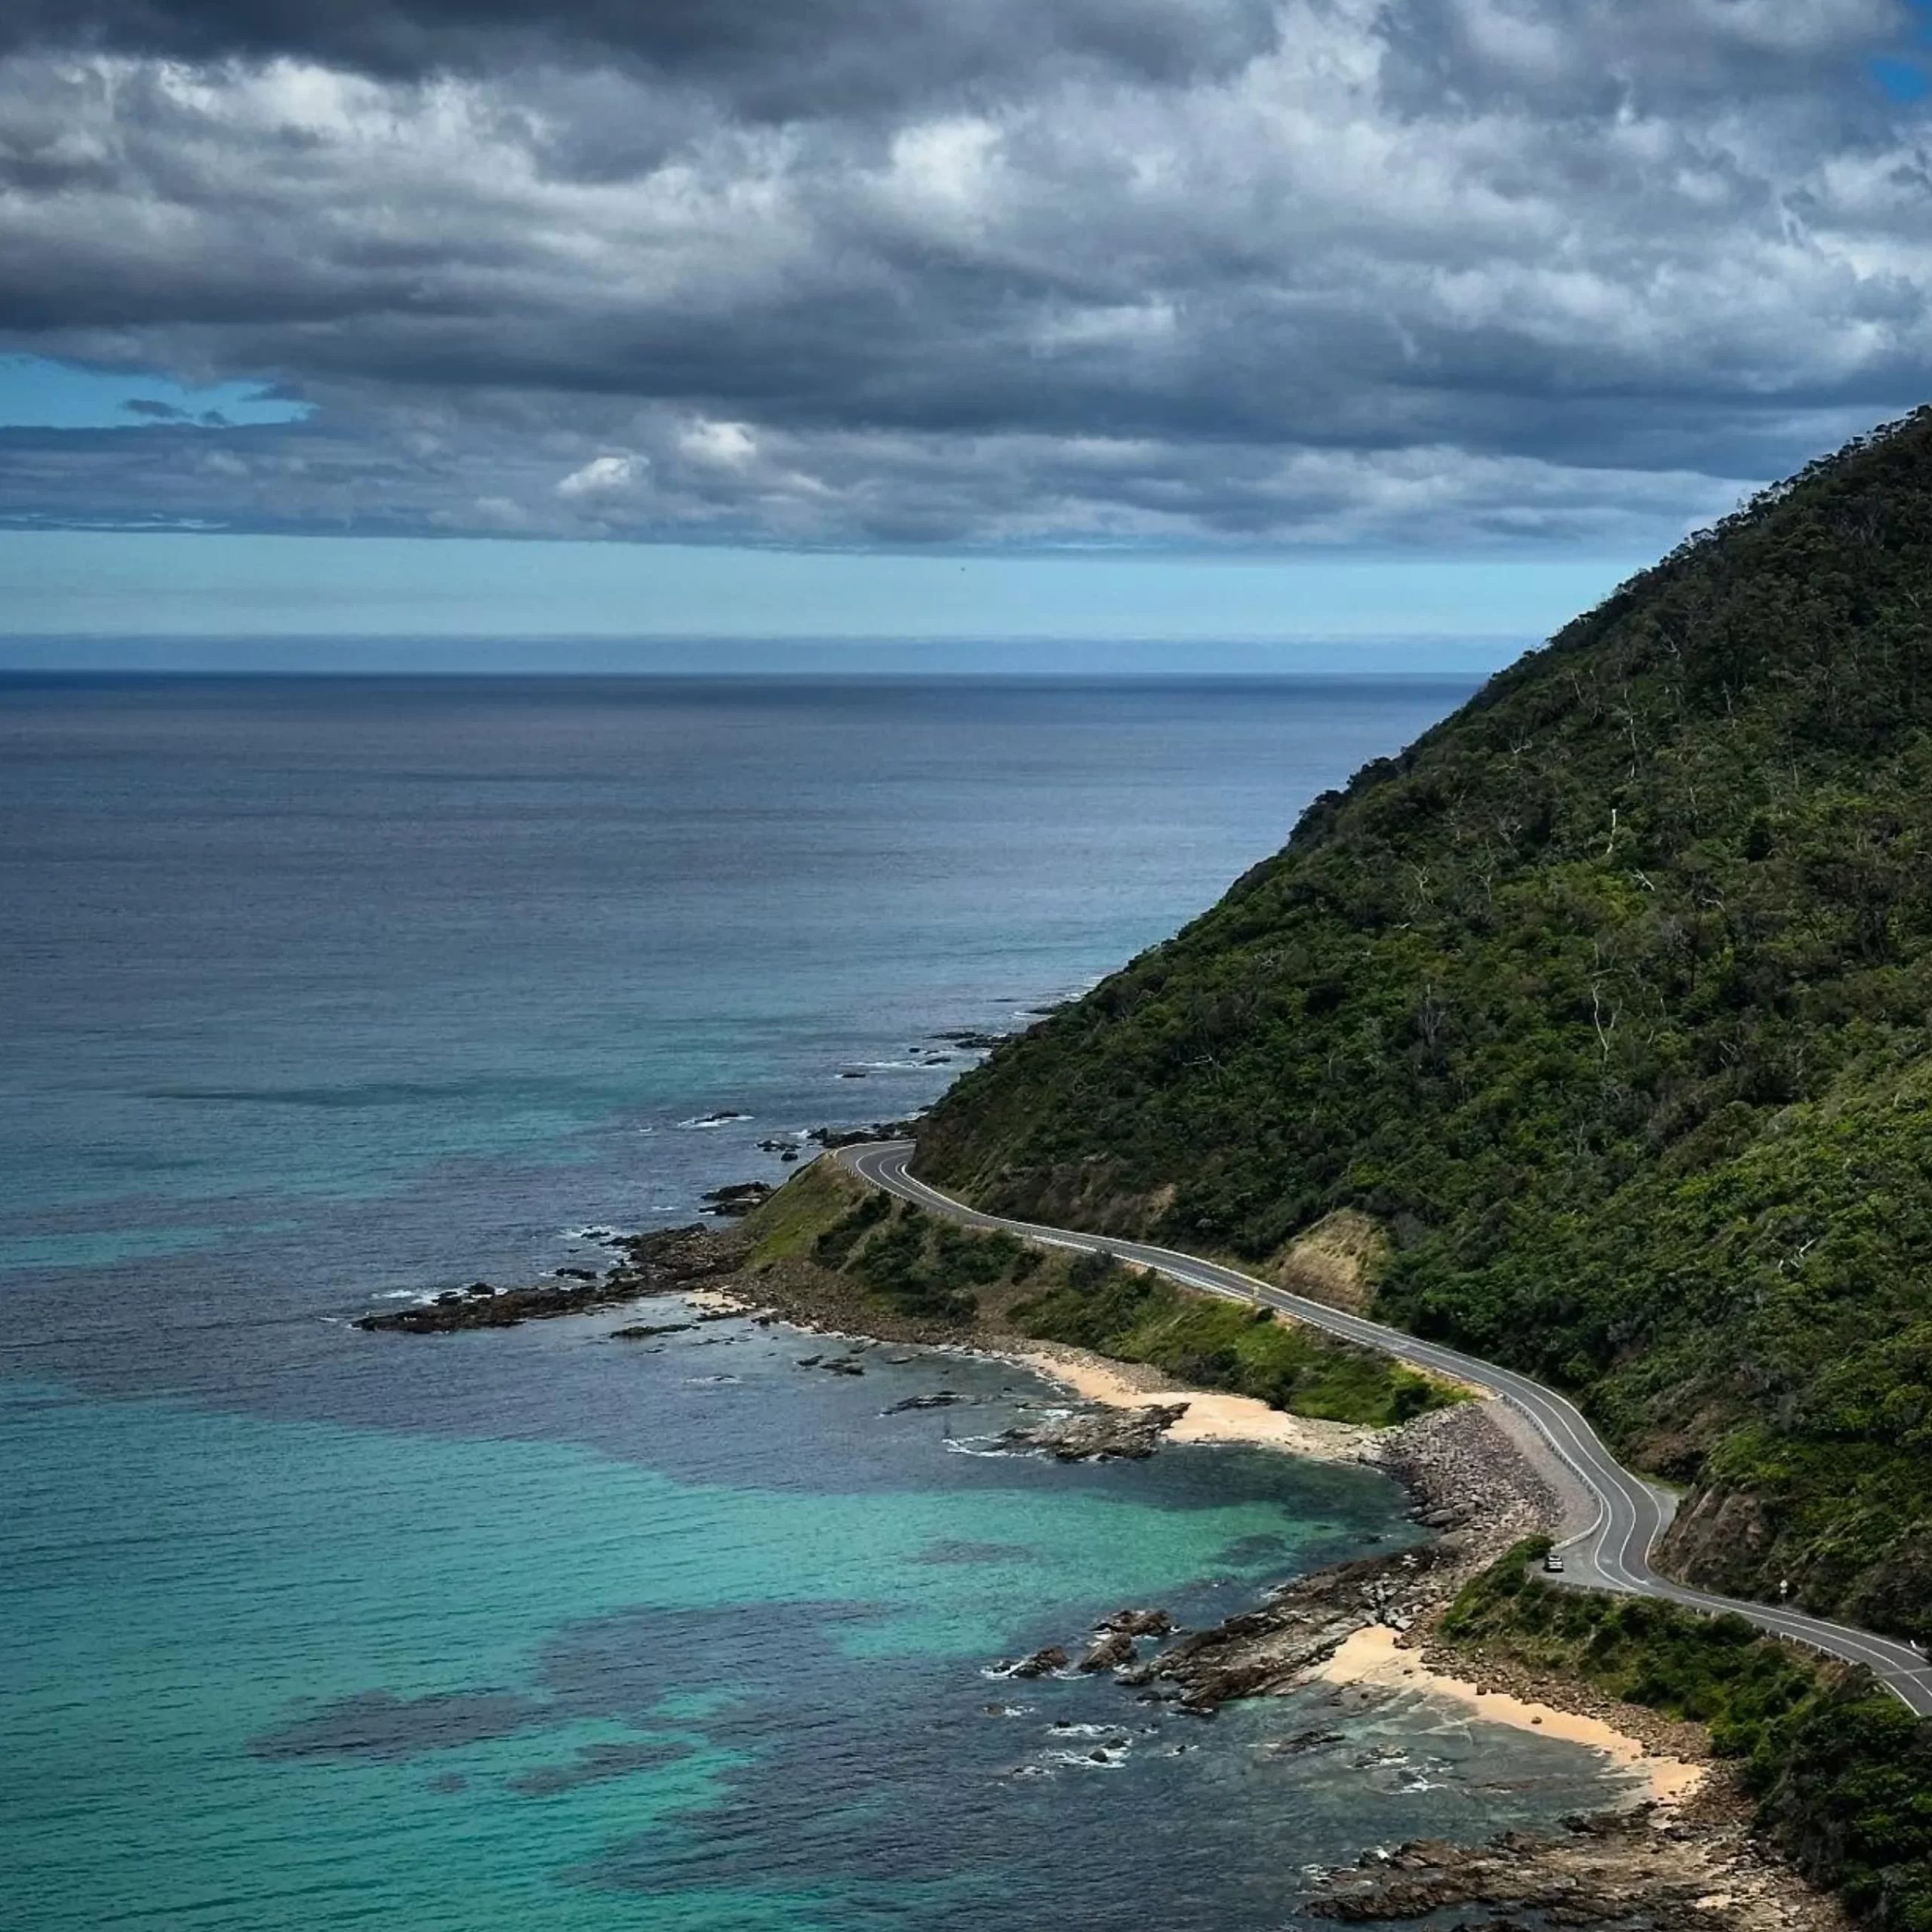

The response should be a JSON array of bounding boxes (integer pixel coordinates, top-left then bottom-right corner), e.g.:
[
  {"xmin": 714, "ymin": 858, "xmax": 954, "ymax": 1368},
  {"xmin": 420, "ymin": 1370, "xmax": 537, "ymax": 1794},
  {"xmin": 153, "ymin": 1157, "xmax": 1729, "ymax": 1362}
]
[
  {"xmin": 732, "ymin": 1229, "xmax": 1847, "ymax": 1932},
  {"xmin": 354, "ymin": 1224, "xmax": 745, "ymax": 1333},
  {"xmin": 356, "ymin": 1204, "xmax": 1844, "ymax": 1932}
]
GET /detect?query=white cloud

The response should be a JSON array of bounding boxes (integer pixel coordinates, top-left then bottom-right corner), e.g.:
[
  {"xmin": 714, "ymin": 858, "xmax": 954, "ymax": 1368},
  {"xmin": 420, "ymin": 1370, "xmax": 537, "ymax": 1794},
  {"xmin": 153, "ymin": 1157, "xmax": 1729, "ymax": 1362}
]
[
  {"xmin": 676, "ymin": 420, "xmax": 758, "ymax": 467},
  {"xmin": 555, "ymin": 452, "xmax": 648, "ymax": 499}
]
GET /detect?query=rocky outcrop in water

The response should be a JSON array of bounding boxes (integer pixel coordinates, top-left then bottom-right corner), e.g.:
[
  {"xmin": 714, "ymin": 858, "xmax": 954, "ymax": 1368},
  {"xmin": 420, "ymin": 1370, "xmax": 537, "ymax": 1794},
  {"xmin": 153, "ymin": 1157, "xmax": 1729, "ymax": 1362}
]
[
  {"xmin": 1099, "ymin": 1607, "xmax": 1176, "ymax": 1638},
  {"xmin": 1143, "ymin": 1543, "xmax": 1464, "ymax": 1713},
  {"xmin": 808, "ymin": 1119, "xmax": 923, "ymax": 1150},
  {"xmin": 357, "ymin": 1279, "xmax": 616, "ymax": 1333},
  {"xmin": 357, "ymin": 1223, "xmax": 744, "ymax": 1334},
  {"xmin": 998, "ymin": 1401, "xmax": 1189, "ymax": 1461},
  {"xmin": 1302, "ymin": 1808, "xmax": 1833, "ymax": 1932},
  {"xmin": 701, "ymin": 1182, "xmax": 774, "ymax": 1217},
  {"xmin": 1078, "ymin": 1631, "xmax": 1140, "ymax": 1672}
]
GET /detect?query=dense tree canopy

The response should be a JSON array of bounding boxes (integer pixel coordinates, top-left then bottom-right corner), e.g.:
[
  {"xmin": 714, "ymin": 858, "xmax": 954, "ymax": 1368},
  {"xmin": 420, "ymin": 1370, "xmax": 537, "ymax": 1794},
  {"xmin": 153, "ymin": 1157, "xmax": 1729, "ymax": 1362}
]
[{"xmin": 921, "ymin": 409, "xmax": 1932, "ymax": 1637}]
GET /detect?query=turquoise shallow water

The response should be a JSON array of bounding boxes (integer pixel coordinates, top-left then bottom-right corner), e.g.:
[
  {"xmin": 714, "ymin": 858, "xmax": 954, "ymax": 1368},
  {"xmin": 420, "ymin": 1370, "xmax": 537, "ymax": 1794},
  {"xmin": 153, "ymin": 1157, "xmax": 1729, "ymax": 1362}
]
[
  {"xmin": 0, "ymin": 675, "xmax": 1638, "ymax": 1929},
  {"xmin": 2, "ymin": 1346, "xmax": 1626, "ymax": 1932}
]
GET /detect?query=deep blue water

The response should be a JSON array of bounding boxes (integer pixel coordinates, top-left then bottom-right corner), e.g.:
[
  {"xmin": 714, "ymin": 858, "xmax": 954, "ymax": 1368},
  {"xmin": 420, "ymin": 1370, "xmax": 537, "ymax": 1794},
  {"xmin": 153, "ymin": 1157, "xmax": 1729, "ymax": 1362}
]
[{"xmin": 0, "ymin": 673, "xmax": 1635, "ymax": 1931}]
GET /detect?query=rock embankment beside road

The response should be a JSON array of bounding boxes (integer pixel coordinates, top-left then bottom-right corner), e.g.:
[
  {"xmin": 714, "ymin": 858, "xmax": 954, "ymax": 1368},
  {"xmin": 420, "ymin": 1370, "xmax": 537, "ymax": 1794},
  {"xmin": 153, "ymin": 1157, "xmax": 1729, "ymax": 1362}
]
[{"xmin": 1372, "ymin": 1396, "xmax": 1562, "ymax": 1564}]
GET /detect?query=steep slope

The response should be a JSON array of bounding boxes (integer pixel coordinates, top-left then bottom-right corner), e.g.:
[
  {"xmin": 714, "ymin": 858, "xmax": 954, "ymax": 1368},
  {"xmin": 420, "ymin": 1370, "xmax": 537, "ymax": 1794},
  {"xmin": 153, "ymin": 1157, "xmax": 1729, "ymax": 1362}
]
[{"xmin": 919, "ymin": 410, "xmax": 1932, "ymax": 1641}]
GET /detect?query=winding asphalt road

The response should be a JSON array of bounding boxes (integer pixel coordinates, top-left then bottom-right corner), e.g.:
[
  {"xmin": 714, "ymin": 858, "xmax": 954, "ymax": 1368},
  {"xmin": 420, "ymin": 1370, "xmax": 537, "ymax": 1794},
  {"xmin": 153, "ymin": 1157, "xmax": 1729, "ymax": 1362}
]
[{"xmin": 838, "ymin": 1140, "xmax": 1932, "ymax": 1715}]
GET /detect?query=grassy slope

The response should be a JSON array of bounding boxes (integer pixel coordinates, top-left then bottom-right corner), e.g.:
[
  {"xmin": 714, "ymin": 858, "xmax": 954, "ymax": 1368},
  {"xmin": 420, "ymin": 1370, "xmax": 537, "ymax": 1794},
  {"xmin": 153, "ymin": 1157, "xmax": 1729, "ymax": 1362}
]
[
  {"xmin": 737, "ymin": 1160, "xmax": 1457, "ymax": 1428},
  {"xmin": 1442, "ymin": 1545, "xmax": 1932, "ymax": 1932},
  {"xmin": 918, "ymin": 410, "xmax": 1932, "ymax": 1638}
]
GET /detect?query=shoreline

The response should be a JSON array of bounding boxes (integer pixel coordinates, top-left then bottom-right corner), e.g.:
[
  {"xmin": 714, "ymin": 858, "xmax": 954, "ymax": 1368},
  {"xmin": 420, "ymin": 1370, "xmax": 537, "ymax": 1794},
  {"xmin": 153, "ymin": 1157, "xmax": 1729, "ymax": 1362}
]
[
  {"xmin": 1314, "ymin": 1623, "xmax": 1706, "ymax": 1806},
  {"xmin": 671, "ymin": 1285, "xmax": 1390, "ymax": 1463},
  {"xmin": 372, "ymin": 1225, "xmax": 1840, "ymax": 1932},
  {"xmin": 696, "ymin": 1281, "xmax": 1712, "ymax": 1820},
  {"xmin": 1011, "ymin": 1339, "xmax": 1389, "ymax": 1463}
]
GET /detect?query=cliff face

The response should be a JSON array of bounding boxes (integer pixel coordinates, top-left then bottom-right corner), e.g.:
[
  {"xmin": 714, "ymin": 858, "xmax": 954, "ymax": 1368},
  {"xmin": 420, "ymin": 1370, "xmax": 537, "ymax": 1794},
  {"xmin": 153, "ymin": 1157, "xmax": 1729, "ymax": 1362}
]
[{"xmin": 920, "ymin": 409, "xmax": 1932, "ymax": 1638}]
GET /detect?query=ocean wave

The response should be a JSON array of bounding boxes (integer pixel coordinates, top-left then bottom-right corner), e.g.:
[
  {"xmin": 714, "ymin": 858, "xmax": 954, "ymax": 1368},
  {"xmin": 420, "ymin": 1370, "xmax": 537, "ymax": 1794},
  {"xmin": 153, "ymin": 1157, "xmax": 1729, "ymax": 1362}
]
[
  {"xmin": 677, "ymin": 1111, "xmax": 752, "ymax": 1130},
  {"xmin": 944, "ymin": 1438, "xmax": 1026, "ymax": 1460},
  {"xmin": 1041, "ymin": 1747, "xmax": 1128, "ymax": 1770}
]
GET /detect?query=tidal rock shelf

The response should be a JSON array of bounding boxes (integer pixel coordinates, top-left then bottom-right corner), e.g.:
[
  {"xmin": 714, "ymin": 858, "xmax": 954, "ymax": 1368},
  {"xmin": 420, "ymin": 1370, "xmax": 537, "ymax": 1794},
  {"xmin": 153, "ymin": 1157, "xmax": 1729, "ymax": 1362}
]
[{"xmin": 355, "ymin": 1224, "xmax": 743, "ymax": 1334}]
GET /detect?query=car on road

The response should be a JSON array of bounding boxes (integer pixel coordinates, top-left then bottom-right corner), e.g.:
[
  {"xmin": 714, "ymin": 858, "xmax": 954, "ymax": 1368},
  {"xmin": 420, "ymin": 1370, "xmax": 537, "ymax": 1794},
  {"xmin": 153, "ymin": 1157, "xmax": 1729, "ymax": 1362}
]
[{"xmin": 1543, "ymin": 1552, "xmax": 1565, "ymax": 1574}]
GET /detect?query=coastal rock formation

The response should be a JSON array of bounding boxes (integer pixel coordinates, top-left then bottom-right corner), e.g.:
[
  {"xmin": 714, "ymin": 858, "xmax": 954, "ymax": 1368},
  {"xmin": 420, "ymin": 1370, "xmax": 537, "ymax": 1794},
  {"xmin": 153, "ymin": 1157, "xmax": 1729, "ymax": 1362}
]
[
  {"xmin": 1149, "ymin": 1543, "xmax": 1466, "ymax": 1713},
  {"xmin": 1098, "ymin": 1607, "xmax": 1176, "ymax": 1638},
  {"xmin": 1078, "ymin": 1631, "xmax": 1139, "ymax": 1672},
  {"xmin": 795, "ymin": 1351, "xmax": 867, "ymax": 1375},
  {"xmin": 998, "ymin": 1401, "xmax": 1189, "ymax": 1461},
  {"xmin": 1303, "ymin": 1810, "xmax": 1838, "ymax": 1932},
  {"xmin": 701, "ymin": 1182, "xmax": 774, "ymax": 1217},
  {"xmin": 358, "ymin": 1223, "xmax": 745, "ymax": 1333},
  {"xmin": 357, "ymin": 1278, "xmax": 617, "ymax": 1333},
  {"xmin": 807, "ymin": 1119, "xmax": 922, "ymax": 1150},
  {"xmin": 1005, "ymin": 1646, "xmax": 1069, "ymax": 1679},
  {"xmin": 1373, "ymin": 1400, "xmax": 1561, "ymax": 1555},
  {"xmin": 1002, "ymin": 1398, "xmax": 1564, "ymax": 1715}
]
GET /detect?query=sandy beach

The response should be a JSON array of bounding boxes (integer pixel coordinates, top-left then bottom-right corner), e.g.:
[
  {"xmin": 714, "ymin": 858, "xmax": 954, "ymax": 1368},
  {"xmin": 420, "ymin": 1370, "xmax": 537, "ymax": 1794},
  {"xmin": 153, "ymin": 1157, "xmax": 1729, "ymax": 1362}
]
[
  {"xmin": 1314, "ymin": 1625, "xmax": 1706, "ymax": 1805},
  {"xmin": 1016, "ymin": 1340, "xmax": 1389, "ymax": 1463}
]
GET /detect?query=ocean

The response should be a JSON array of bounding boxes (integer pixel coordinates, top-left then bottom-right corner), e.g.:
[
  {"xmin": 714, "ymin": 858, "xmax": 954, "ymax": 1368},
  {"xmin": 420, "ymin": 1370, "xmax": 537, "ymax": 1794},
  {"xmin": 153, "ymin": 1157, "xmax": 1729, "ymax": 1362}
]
[{"xmin": 1, "ymin": 672, "xmax": 1634, "ymax": 1931}]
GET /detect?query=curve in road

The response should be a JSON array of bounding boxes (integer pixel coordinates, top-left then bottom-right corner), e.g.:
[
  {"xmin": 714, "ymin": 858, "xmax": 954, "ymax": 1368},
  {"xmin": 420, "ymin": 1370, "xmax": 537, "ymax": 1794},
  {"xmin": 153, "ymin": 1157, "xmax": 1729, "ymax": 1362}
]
[{"xmin": 838, "ymin": 1140, "xmax": 1932, "ymax": 1715}]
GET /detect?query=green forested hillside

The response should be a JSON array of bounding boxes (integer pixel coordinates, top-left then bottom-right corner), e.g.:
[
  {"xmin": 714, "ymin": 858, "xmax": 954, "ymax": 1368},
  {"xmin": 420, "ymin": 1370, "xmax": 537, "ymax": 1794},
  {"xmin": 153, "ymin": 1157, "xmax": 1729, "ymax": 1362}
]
[{"xmin": 919, "ymin": 410, "xmax": 1932, "ymax": 1638}]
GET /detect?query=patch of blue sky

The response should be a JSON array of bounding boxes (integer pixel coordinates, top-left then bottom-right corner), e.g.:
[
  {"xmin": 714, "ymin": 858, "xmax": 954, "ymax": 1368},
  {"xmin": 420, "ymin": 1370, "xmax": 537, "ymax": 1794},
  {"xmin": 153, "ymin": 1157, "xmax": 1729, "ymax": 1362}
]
[
  {"xmin": 1875, "ymin": 0, "xmax": 1932, "ymax": 96},
  {"xmin": 1870, "ymin": 55, "xmax": 1931, "ymax": 100},
  {"xmin": 0, "ymin": 355, "xmax": 308, "ymax": 430},
  {"xmin": 0, "ymin": 530, "xmax": 1639, "ymax": 660}
]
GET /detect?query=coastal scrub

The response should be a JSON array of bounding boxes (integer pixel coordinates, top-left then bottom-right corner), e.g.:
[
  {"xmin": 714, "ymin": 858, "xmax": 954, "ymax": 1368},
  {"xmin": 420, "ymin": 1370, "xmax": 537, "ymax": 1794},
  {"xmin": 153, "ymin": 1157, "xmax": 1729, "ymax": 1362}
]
[{"xmin": 736, "ymin": 1160, "xmax": 1459, "ymax": 1429}]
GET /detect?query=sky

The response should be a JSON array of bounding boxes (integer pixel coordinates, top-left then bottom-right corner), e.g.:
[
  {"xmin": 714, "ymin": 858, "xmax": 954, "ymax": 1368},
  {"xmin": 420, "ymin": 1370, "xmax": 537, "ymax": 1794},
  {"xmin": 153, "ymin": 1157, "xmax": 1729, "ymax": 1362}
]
[{"xmin": 4, "ymin": 0, "xmax": 1932, "ymax": 666}]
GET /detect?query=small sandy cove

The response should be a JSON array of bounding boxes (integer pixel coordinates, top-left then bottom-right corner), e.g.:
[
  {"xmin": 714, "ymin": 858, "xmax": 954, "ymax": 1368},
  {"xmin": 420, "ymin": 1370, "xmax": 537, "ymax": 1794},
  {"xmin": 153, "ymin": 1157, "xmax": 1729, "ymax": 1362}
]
[
  {"xmin": 1017, "ymin": 1343, "xmax": 1383, "ymax": 1462},
  {"xmin": 1017, "ymin": 1340, "xmax": 1702, "ymax": 1809},
  {"xmin": 1316, "ymin": 1626, "xmax": 1706, "ymax": 1806}
]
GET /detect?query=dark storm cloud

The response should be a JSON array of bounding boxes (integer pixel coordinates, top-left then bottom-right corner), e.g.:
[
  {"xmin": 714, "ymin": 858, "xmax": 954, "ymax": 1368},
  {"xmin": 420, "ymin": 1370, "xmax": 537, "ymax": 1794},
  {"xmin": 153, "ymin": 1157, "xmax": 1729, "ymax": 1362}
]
[
  {"xmin": 2, "ymin": 0, "xmax": 1930, "ymax": 546},
  {"xmin": 0, "ymin": 0, "xmax": 1284, "ymax": 115}
]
